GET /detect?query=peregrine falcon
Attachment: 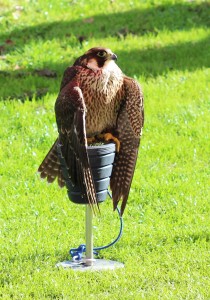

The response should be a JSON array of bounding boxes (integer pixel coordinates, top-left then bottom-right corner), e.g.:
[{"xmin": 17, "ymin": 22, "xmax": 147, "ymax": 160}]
[{"xmin": 38, "ymin": 47, "xmax": 144, "ymax": 215}]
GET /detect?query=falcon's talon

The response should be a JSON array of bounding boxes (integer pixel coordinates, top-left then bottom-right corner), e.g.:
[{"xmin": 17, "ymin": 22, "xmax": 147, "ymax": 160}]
[
  {"xmin": 97, "ymin": 133, "xmax": 120, "ymax": 152},
  {"xmin": 87, "ymin": 136, "xmax": 96, "ymax": 145}
]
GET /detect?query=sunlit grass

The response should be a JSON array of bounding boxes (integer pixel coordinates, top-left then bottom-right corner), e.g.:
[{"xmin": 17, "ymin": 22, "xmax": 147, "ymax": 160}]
[{"xmin": 0, "ymin": 0, "xmax": 209, "ymax": 299}]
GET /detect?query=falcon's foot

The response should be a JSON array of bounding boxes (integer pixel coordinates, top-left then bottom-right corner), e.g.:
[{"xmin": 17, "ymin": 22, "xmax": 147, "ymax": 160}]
[
  {"xmin": 97, "ymin": 133, "xmax": 120, "ymax": 152},
  {"xmin": 87, "ymin": 136, "xmax": 96, "ymax": 145}
]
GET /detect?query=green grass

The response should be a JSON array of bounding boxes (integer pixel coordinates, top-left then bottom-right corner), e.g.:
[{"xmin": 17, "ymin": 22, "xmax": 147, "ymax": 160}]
[{"xmin": 0, "ymin": 0, "xmax": 209, "ymax": 299}]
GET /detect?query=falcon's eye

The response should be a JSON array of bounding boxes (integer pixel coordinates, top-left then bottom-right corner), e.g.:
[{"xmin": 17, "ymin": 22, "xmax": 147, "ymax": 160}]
[{"xmin": 97, "ymin": 51, "xmax": 107, "ymax": 58}]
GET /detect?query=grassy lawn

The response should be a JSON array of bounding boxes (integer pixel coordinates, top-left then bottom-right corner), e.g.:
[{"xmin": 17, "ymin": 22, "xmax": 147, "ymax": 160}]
[{"xmin": 0, "ymin": 0, "xmax": 209, "ymax": 299}]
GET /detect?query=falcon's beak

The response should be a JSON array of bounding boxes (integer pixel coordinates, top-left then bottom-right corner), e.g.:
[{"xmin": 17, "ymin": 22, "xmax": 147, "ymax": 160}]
[{"xmin": 111, "ymin": 53, "xmax": 117, "ymax": 61}]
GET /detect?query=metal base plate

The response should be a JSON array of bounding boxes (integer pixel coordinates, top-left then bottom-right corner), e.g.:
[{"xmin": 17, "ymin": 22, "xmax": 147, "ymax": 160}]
[{"xmin": 56, "ymin": 259, "xmax": 124, "ymax": 271}]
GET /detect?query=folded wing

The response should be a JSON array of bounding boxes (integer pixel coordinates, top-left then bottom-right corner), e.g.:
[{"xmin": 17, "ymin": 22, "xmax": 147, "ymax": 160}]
[{"xmin": 110, "ymin": 77, "xmax": 144, "ymax": 215}]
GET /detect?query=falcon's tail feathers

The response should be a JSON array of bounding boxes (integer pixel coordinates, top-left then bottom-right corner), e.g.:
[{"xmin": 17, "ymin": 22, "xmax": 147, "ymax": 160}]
[{"xmin": 38, "ymin": 139, "xmax": 65, "ymax": 187}]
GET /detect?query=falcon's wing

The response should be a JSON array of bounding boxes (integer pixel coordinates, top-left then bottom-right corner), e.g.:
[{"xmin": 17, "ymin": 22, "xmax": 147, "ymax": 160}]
[
  {"xmin": 55, "ymin": 67, "xmax": 98, "ymax": 213},
  {"xmin": 110, "ymin": 77, "xmax": 144, "ymax": 215}
]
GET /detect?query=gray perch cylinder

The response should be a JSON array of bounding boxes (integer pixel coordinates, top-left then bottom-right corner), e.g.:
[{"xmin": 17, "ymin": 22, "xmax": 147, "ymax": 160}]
[{"xmin": 57, "ymin": 143, "xmax": 116, "ymax": 204}]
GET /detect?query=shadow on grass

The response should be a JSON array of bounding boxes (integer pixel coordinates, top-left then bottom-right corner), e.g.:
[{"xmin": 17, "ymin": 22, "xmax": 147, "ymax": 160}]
[
  {"xmin": 0, "ymin": 2, "xmax": 209, "ymax": 99},
  {"xmin": 1, "ymin": 2, "xmax": 209, "ymax": 45},
  {"xmin": 117, "ymin": 36, "xmax": 210, "ymax": 77}
]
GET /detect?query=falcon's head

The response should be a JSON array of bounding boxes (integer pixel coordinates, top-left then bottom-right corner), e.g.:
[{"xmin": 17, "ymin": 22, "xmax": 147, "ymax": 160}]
[{"xmin": 74, "ymin": 47, "xmax": 118, "ymax": 70}]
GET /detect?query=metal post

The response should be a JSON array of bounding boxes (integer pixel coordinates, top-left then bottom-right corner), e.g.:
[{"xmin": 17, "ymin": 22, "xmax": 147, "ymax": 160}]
[
  {"xmin": 85, "ymin": 205, "xmax": 94, "ymax": 266},
  {"xmin": 56, "ymin": 204, "xmax": 124, "ymax": 270}
]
